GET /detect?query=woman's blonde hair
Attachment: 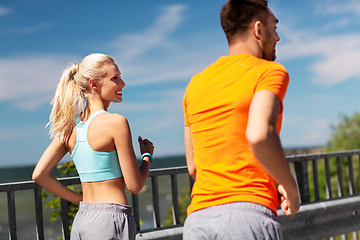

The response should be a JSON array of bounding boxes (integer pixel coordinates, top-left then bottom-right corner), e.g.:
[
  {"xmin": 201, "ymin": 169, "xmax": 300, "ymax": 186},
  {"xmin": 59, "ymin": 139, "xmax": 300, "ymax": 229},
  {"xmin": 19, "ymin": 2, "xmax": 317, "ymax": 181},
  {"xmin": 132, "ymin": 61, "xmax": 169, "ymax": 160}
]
[{"xmin": 48, "ymin": 53, "xmax": 116, "ymax": 142}]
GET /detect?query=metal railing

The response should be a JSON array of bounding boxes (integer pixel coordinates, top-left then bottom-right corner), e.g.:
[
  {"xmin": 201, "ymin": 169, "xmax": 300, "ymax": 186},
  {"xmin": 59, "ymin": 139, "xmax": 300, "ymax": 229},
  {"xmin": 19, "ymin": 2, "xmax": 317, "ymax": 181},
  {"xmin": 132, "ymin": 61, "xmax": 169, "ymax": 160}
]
[
  {"xmin": 0, "ymin": 166, "xmax": 193, "ymax": 240},
  {"xmin": 281, "ymin": 149, "xmax": 360, "ymax": 240},
  {"xmin": 0, "ymin": 177, "xmax": 80, "ymax": 240},
  {"xmin": 288, "ymin": 149, "xmax": 360, "ymax": 203},
  {"xmin": 1, "ymin": 149, "xmax": 360, "ymax": 240}
]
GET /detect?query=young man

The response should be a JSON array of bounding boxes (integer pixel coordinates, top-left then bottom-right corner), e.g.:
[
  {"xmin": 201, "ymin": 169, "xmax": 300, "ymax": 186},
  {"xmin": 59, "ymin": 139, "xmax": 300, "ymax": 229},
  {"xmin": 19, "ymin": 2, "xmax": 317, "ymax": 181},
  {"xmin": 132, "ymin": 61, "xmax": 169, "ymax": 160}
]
[{"xmin": 182, "ymin": 0, "xmax": 300, "ymax": 239}]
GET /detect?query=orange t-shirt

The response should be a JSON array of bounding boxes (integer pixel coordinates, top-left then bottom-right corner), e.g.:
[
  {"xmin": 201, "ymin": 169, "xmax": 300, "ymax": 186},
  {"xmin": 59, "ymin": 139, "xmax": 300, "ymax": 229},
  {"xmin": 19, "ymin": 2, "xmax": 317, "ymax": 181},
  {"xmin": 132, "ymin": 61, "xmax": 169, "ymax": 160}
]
[{"xmin": 183, "ymin": 54, "xmax": 289, "ymax": 215}]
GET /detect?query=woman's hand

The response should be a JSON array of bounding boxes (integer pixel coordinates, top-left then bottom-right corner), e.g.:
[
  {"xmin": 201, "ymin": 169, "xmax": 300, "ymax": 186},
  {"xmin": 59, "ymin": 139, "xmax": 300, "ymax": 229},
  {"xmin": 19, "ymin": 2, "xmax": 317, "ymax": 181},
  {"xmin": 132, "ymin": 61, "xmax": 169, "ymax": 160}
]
[
  {"xmin": 71, "ymin": 192, "xmax": 83, "ymax": 206},
  {"xmin": 138, "ymin": 136, "xmax": 154, "ymax": 156}
]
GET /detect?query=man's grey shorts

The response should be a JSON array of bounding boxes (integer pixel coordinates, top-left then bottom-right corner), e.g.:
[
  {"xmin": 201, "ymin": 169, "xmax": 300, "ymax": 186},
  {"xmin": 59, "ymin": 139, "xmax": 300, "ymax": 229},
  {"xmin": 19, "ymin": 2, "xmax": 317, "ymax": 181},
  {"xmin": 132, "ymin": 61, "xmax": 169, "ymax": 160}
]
[
  {"xmin": 183, "ymin": 202, "xmax": 283, "ymax": 240},
  {"xmin": 71, "ymin": 202, "xmax": 136, "ymax": 240}
]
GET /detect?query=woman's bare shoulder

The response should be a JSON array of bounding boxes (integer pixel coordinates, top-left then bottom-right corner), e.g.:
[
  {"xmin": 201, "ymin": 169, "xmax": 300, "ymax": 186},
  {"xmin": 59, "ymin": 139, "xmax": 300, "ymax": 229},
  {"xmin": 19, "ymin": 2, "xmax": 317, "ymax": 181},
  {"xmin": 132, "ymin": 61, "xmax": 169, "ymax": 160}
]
[
  {"xmin": 106, "ymin": 113, "xmax": 128, "ymax": 124},
  {"xmin": 94, "ymin": 113, "xmax": 129, "ymax": 131}
]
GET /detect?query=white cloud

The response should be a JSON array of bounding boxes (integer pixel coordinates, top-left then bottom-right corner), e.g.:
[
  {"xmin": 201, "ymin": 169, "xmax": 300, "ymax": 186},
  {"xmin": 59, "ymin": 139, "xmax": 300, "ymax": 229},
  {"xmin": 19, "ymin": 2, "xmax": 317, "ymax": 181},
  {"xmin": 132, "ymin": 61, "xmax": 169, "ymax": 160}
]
[
  {"xmin": 300, "ymin": 118, "xmax": 331, "ymax": 146},
  {"xmin": 0, "ymin": 55, "xmax": 78, "ymax": 110},
  {"xmin": 307, "ymin": 93, "xmax": 339, "ymax": 103},
  {"xmin": 111, "ymin": 89, "xmax": 184, "ymax": 115},
  {"xmin": 282, "ymin": 115, "xmax": 301, "ymax": 127},
  {"xmin": 277, "ymin": 30, "xmax": 360, "ymax": 86},
  {"xmin": 275, "ymin": 0, "xmax": 360, "ymax": 86},
  {"xmin": 109, "ymin": 89, "xmax": 186, "ymax": 157},
  {"xmin": 282, "ymin": 118, "xmax": 331, "ymax": 147},
  {"xmin": 310, "ymin": 48, "xmax": 360, "ymax": 85},
  {"xmin": 112, "ymin": 4, "xmax": 187, "ymax": 60},
  {"xmin": 317, "ymin": 0, "xmax": 360, "ymax": 15},
  {"xmin": 114, "ymin": 42, "xmax": 222, "ymax": 87},
  {"xmin": 108, "ymin": 3, "xmax": 221, "ymax": 88},
  {"xmin": 109, "ymin": 101, "xmax": 157, "ymax": 112},
  {"xmin": 13, "ymin": 22, "xmax": 54, "ymax": 35},
  {"xmin": 13, "ymin": 95, "xmax": 53, "ymax": 111},
  {"xmin": 0, "ymin": 3, "xmax": 215, "ymax": 113},
  {"xmin": 299, "ymin": 131, "xmax": 328, "ymax": 146},
  {"xmin": 124, "ymin": 65, "xmax": 201, "ymax": 87},
  {"xmin": 311, "ymin": 119, "xmax": 332, "ymax": 129},
  {"xmin": 0, "ymin": 126, "xmax": 42, "ymax": 141},
  {"xmin": 0, "ymin": 6, "xmax": 11, "ymax": 16},
  {"xmin": 151, "ymin": 89, "xmax": 185, "ymax": 98},
  {"xmin": 324, "ymin": 18, "xmax": 351, "ymax": 29}
]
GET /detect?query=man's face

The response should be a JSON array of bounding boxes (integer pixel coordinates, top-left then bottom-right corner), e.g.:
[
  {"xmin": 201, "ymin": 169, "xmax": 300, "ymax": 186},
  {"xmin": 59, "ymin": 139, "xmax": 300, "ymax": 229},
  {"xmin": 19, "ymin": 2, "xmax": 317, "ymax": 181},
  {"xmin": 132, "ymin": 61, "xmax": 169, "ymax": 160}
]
[{"xmin": 261, "ymin": 9, "xmax": 280, "ymax": 61}]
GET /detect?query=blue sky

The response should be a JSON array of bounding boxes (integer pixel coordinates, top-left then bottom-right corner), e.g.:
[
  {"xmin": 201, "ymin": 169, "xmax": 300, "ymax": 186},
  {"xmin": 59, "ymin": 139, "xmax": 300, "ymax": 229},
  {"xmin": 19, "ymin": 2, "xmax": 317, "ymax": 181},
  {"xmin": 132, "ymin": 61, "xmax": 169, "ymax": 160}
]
[{"xmin": 0, "ymin": 0, "xmax": 360, "ymax": 167}]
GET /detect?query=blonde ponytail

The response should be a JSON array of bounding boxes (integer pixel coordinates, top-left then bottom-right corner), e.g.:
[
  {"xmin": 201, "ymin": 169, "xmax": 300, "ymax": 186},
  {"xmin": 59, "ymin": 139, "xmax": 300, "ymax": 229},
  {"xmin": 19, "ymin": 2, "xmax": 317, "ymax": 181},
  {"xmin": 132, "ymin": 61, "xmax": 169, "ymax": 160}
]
[{"xmin": 47, "ymin": 53, "xmax": 115, "ymax": 142}]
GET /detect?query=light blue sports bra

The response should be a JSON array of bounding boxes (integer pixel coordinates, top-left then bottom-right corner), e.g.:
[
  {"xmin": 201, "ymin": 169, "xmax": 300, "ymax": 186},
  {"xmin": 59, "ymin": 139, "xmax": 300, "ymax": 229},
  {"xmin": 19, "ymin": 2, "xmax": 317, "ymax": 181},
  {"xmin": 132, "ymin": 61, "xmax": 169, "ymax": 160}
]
[{"xmin": 71, "ymin": 110, "xmax": 123, "ymax": 182}]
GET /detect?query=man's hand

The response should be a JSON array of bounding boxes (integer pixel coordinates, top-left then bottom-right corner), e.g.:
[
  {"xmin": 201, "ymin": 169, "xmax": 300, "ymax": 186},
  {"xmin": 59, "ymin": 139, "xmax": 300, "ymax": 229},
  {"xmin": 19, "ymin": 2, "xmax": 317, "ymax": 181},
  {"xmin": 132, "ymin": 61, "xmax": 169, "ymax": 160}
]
[{"xmin": 278, "ymin": 184, "xmax": 300, "ymax": 215}]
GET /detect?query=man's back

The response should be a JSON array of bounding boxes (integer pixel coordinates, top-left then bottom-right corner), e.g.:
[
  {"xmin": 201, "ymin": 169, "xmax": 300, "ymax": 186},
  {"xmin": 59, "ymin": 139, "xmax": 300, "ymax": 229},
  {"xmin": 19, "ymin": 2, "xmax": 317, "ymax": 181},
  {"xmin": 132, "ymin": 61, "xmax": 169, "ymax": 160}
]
[
  {"xmin": 183, "ymin": 53, "xmax": 289, "ymax": 215},
  {"xmin": 183, "ymin": 1, "xmax": 300, "ymax": 239}
]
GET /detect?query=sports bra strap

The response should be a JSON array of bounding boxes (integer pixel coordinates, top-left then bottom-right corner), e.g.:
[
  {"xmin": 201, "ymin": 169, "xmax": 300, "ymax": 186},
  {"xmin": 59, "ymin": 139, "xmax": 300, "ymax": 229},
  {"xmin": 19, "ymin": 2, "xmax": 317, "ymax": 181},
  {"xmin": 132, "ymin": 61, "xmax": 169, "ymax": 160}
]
[
  {"xmin": 86, "ymin": 110, "xmax": 107, "ymax": 123},
  {"xmin": 76, "ymin": 110, "xmax": 107, "ymax": 142}
]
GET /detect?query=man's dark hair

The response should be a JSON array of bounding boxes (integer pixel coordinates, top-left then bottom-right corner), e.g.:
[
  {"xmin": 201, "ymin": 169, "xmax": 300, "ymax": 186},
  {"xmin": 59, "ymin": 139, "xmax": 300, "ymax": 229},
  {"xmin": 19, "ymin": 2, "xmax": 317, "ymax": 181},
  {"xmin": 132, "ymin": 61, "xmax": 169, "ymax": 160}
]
[{"xmin": 220, "ymin": 0, "xmax": 269, "ymax": 44}]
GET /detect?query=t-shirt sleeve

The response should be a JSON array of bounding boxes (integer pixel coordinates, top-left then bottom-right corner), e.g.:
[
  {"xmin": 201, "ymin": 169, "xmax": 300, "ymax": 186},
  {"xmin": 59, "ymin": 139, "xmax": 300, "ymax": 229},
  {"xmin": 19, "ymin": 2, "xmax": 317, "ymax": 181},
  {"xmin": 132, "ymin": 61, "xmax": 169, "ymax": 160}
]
[
  {"xmin": 183, "ymin": 90, "xmax": 191, "ymax": 127},
  {"xmin": 255, "ymin": 63, "xmax": 289, "ymax": 113}
]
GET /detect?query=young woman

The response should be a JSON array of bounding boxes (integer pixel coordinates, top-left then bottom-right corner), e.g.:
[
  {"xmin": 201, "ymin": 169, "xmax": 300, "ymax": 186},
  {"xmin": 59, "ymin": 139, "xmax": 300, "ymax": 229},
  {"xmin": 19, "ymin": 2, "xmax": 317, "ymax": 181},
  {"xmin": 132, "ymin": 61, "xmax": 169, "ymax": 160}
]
[{"xmin": 32, "ymin": 53, "xmax": 154, "ymax": 240}]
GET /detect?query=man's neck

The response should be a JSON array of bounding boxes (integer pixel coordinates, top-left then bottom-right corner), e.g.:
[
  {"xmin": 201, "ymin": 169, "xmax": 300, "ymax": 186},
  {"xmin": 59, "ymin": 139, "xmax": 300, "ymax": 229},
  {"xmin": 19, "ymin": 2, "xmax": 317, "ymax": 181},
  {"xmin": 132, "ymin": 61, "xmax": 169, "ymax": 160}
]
[{"xmin": 228, "ymin": 38, "xmax": 262, "ymax": 59}]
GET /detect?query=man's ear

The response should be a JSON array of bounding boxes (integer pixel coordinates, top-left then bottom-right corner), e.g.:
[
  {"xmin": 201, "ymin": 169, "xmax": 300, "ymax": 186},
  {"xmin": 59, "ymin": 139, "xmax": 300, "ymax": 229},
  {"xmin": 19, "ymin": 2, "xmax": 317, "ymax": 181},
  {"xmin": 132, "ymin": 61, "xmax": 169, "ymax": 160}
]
[
  {"xmin": 254, "ymin": 20, "xmax": 263, "ymax": 40},
  {"xmin": 89, "ymin": 79, "xmax": 98, "ymax": 90}
]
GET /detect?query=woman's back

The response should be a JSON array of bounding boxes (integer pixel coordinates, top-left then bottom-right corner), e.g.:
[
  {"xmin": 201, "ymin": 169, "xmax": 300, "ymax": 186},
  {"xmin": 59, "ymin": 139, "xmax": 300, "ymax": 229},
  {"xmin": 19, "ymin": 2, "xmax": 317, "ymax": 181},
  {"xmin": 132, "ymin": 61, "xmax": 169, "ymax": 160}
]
[
  {"xmin": 68, "ymin": 111, "xmax": 117, "ymax": 153},
  {"xmin": 68, "ymin": 110, "xmax": 129, "ymax": 204}
]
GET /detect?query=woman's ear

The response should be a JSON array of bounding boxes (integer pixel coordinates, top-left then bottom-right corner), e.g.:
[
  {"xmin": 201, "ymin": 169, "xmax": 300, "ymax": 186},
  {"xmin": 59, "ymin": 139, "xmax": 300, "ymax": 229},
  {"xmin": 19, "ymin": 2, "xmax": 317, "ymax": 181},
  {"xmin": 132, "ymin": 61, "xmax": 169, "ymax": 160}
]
[{"xmin": 89, "ymin": 79, "xmax": 98, "ymax": 90}]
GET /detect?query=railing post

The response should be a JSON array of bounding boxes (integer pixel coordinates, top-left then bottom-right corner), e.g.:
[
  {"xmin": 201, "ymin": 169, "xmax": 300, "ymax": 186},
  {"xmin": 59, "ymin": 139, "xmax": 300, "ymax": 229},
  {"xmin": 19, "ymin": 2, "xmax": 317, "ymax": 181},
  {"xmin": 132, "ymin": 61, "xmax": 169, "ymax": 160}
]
[
  {"xmin": 170, "ymin": 174, "xmax": 180, "ymax": 225},
  {"xmin": 348, "ymin": 156, "xmax": 355, "ymax": 195},
  {"xmin": 352, "ymin": 231, "xmax": 358, "ymax": 240},
  {"xmin": 312, "ymin": 160, "xmax": 320, "ymax": 201},
  {"xmin": 34, "ymin": 188, "xmax": 44, "ymax": 240},
  {"xmin": 325, "ymin": 157, "xmax": 332, "ymax": 199},
  {"xmin": 151, "ymin": 176, "xmax": 161, "ymax": 228},
  {"xmin": 61, "ymin": 198, "xmax": 70, "ymax": 240},
  {"xmin": 132, "ymin": 193, "xmax": 140, "ymax": 231},
  {"xmin": 337, "ymin": 157, "xmax": 344, "ymax": 197},
  {"xmin": 7, "ymin": 191, "xmax": 17, "ymax": 240},
  {"xmin": 294, "ymin": 160, "xmax": 310, "ymax": 203}
]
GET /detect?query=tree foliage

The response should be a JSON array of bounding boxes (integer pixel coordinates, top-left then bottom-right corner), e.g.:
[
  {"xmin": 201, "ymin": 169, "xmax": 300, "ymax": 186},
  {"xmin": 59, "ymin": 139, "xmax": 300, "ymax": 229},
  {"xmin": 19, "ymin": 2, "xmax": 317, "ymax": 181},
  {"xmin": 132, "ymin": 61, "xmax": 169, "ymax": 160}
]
[
  {"xmin": 328, "ymin": 112, "xmax": 360, "ymax": 151},
  {"xmin": 162, "ymin": 187, "xmax": 190, "ymax": 226}
]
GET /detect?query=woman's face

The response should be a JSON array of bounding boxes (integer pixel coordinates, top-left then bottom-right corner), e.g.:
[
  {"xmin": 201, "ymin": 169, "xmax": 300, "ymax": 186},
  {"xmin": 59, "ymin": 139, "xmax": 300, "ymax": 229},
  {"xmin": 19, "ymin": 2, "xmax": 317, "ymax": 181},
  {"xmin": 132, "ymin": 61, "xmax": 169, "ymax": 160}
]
[{"xmin": 97, "ymin": 64, "xmax": 125, "ymax": 105}]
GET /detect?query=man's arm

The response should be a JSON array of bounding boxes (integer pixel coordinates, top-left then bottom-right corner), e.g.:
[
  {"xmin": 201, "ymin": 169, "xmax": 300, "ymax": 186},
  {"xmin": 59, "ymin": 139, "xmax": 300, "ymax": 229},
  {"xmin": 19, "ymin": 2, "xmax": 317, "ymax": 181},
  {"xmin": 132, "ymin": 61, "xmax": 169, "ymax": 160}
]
[
  {"xmin": 246, "ymin": 90, "xmax": 300, "ymax": 215},
  {"xmin": 184, "ymin": 126, "xmax": 196, "ymax": 180}
]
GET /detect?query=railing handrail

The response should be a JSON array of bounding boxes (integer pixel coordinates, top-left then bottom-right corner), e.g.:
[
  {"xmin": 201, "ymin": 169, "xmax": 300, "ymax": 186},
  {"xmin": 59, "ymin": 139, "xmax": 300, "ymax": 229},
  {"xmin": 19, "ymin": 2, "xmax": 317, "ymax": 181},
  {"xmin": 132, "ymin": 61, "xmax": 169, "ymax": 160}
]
[
  {"xmin": 0, "ymin": 176, "xmax": 80, "ymax": 192},
  {"xmin": 2, "ymin": 149, "xmax": 358, "ymax": 189},
  {"xmin": 2, "ymin": 149, "xmax": 359, "ymax": 190},
  {"xmin": 286, "ymin": 149, "xmax": 360, "ymax": 162}
]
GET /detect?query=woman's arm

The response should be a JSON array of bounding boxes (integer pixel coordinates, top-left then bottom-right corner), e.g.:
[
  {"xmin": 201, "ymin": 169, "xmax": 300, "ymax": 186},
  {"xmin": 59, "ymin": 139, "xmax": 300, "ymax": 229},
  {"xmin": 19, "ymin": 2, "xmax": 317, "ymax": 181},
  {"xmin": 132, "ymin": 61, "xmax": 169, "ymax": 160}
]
[
  {"xmin": 112, "ymin": 115, "xmax": 154, "ymax": 194},
  {"xmin": 32, "ymin": 136, "xmax": 83, "ymax": 205}
]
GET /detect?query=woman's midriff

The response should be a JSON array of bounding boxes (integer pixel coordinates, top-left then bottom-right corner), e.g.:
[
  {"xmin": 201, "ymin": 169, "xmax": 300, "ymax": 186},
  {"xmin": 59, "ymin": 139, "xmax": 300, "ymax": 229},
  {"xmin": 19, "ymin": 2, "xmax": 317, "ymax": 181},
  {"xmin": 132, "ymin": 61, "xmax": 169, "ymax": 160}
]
[{"xmin": 81, "ymin": 177, "xmax": 128, "ymax": 205}]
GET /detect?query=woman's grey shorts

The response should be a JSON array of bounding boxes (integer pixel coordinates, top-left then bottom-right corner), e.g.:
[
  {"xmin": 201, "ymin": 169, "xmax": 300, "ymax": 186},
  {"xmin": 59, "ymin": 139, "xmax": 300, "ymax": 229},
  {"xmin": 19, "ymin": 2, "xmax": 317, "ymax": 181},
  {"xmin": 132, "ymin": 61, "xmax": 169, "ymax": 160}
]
[
  {"xmin": 70, "ymin": 202, "xmax": 136, "ymax": 240},
  {"xmin": 183, "ymin": 202, "xmax": 283, "ymax": 240}
]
